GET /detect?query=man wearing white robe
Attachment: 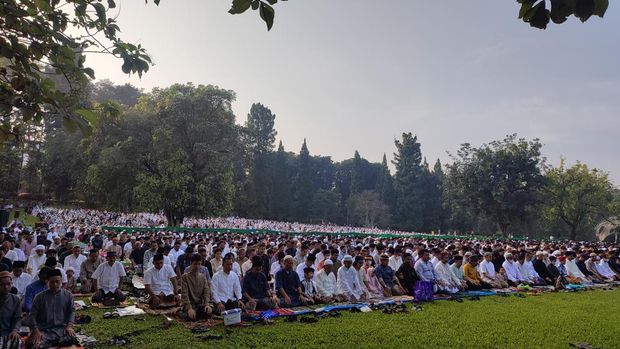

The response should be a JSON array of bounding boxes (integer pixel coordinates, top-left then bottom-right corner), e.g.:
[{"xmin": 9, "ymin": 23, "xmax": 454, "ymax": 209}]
[{"xmin": 337, "ymin": 255, "xmax": 364, "ymax": 301}]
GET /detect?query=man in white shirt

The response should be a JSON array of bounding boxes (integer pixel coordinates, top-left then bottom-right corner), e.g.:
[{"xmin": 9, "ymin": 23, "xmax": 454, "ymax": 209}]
[
  {"xmin": 501, "ymin": 253, "xmax": 522, "ymax": 286},
  {"xmin": 337, "ymin": 255, "xmax": 365, "ymax": 302},
  {"xmin": 479, "ymin": 252, "xmax": 507, "ymax": 288},
  {"xmin": 168, "ymin": 241, "xmax": 183, "ymax": 268},
  {"xmin": 296, "ymin": 254, "xmax": 316, "ymax": 281},
  {"xmin": 211, "ymin": 258, "xmax": 245, "ymax": 315},
  {"xmin": 315, "ymin": 260, "xmax": 343, "ymax": 303},
  {"xmin": 11, "ymin": 260, "xmax": 32, "ymax": 299},
  {"xmin": 434, "ymin": 252, "xmax": 463, "ymax": 293},
  {"xmin": 26, "ymin": 245, "xmax": 47, "ymax": 277},
  {"xmin": 388, "ymin": 248, "xmax": 403, "ymax": 271},
  {"xmin": 144, "ymin": 254, "xmax": 179, "ymax": 308},
  {"xmin": 91, "ymin": 251, "xmax": 126, "ymax": 303},
  {"xmin": 63, "ymin": 246, "xmax": 86, "ymax": 279}
]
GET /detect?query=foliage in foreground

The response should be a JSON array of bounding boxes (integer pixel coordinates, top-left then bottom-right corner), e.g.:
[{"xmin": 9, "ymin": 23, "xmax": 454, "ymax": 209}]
[{"xmin": 76, "ymin": 290, "xmax": 620, "ymax": 349}]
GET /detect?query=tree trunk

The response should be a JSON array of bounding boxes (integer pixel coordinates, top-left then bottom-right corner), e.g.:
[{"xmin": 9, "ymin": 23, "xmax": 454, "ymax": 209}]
[
  {"xmin": 569, "ymin": 225, "xmax": 577, "ymax": 241},
  {"xmin": 498, "ymin": 223, "xmax": 509, "ymax": 237}
]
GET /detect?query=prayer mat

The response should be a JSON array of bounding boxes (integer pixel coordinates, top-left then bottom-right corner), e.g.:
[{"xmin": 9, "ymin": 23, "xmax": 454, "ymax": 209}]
[
  {"xmin": 115, "ymin": 306, "xmax": 146, "ymax": 317},
  {"xmin": 135, "ymin": 302, "xmax": 181, "ymax": 315},
  {"xmin": 132, "ymin": 275, "xmax": 145, "ymax": 290},
  {"xmin": 90, "ymin": 301, "xmax": 130, "ymax": 309}
]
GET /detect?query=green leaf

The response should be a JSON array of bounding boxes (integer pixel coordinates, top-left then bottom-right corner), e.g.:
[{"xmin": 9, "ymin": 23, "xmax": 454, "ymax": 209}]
[
  {"xmin": 593, "ymin": 0, "xmax": 609, "ymax": 17},
  {"xmin": 92, "ymin": 3, "xmax": 107, "ymax": 23},
  {"xmin": 108, "ymin": 0, "xmax": 116, "ymax": 9},
  {"xmin": 229, "ymin": 0, "xmax": 252, "ymax": 14},
  {"xmin": 266, "ymin": 0, "xmax": 277, "ymax": 4},
  {"xmin": 154, "ymin": 0, "xmax": 161, "ymax": 4},
  {"xmin": 574, "ymin": 0, "xmax": 595, "ymax": 22},
  {"xmin": 550, "ymin": 0, "xmax": 572, "ymax": 24},
  {"xmin": 83, "ymin": 67, "xmax": 95, "ymax": 79},
  {"xmin": 519, "ymin": 0, "xmax": 537, "ymax": 18},
  {"xmin": 259, "ymin": 1, "xmax": 275, "ymax": 31},
  {"xmin": 74, "ymin": 108, "xmax": 99, "ymax": 127},
  {"xmin": 251, "ymin": 0, "xmax": 260, "ymax": 10},
  {"xmin": 35, "ymin": 0, "xmax": 53, "ymax": 13}
]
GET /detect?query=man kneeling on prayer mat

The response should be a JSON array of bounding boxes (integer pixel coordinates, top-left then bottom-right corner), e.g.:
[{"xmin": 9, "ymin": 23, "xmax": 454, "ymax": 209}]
[
  {"xmin": 27, "ymin": 269, "xmax": 78, "ymax": 349},
  {"xmin": 91, "ymin": 250, "xmax": 126, "ymax": 305},
  {"xmin": 337, "ymin": 255, "xmax": 366, "ymax": 302},
  {"xmin": 242, "ymin": 256, "xmax": 278, "ymax": 311},
  {"xmin": 179, "ymin": 254, "xmax": 213, "ymax": 321},
  {"xmin": 315, "ymin": 259, "xmax": 345, "ymax": 303},
  {"xmin": 144, "ymin": 254, "xmax": 179, "ymax": 308},
  {"xmin": 211, "ymin": 257, "xmax": 245, "ymax": 314},
  {"xmin": 0, "ymin": 271, "xmax": 22, "ymax": 349},
  {"xmin": 275, "ymin": 255, "xmax": 311, "ymax": 307}
]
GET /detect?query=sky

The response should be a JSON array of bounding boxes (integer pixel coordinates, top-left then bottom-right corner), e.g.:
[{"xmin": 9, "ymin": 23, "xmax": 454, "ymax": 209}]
[{"xmin": 85, "ymin": 0, "xmax": 620, "ymax": 184}]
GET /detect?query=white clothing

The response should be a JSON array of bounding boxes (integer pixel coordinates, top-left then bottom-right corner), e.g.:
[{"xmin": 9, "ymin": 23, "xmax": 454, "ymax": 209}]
[
  {"xmin": 337, "ymin": 266, "xmax": 363, "ymax": 300},
  {"xmin": 388, "ymin": 256, "xmax": 403, "ymax": 271},
  {"xmin": 92, "ymin": 261, "xmax": 126, "ymax": 293},
  {"xmin": 144, "ymin": 264, "xmax": 176, "ymax": 296},
  {"xmin": 12, "ymin": 272, "xmax": 33, "ymax": 298},
  {"xmin": 64, "ymin": 254, "xmax": 87, "ymax": 278},
  {"xmin": 211, "ymin": 270, "xmax": 242, "ymax": 303},
  {"xmin": 315, "ymin": 269, "xmax": 338, "ymax": 297}
]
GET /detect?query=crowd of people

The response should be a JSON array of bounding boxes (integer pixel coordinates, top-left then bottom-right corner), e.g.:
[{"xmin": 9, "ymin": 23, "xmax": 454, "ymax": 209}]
[{"xmin": 1, "ymin": 207, "xmax": 619, "ymax": 347}]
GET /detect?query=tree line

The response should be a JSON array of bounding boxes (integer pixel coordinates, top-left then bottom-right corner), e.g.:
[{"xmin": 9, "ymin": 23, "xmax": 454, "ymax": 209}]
[{"xmin": 1, "ymin": 81, "xmax": 618, "ymax": 240}]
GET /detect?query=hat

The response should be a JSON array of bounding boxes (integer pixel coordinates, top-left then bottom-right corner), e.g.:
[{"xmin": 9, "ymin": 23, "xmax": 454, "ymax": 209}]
[
  {"xmin": 324, "ymin": 259, "xmax": 333, "ymax": 266},
  {"xmin": 535, "ymin": 251, "xmax": 544, "ymax": 256},
  {"xmin": 65, "ymin": 267, "xmax": 75, "ymax": 272},
  {"xmin": 504, "ymin": 252, "xmax": 513, "ymax": 258},
  {"xmin": 47, "ymin": 269, "xmax": 62, "ymax": 278},
  {"xmin": 464, "ymin": 252, "xmax": 473, "ymax": 256},
  {"xmin": 589, "ymin": 253, "xmax": 597, "ymax": 257},
  {"xmin": 343, "ymin": 255, "xmax": 353, "ymax": 262},
  {"xmin": 35, "ymin": 245, "xmax": 45, "ymax": 250}
]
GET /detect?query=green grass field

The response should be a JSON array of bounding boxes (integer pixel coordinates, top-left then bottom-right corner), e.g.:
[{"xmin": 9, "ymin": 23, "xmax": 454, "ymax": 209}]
[
  {"xmin": 7, "ymin": 208, "xmax": 40, "ymax": 227},
  {"xmin": 76, "ymin": 289, "xmax": 620, "ymax": 349}
]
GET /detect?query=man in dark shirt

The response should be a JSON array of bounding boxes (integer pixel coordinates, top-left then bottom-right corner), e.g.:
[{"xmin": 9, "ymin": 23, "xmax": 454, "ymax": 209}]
[
  {"xmin": 396, "ymin": 253, "xmax": 417, "ymax": 295},
  {"xmin": 175, "ymin": 246, "xmax": 194, "ymax": 277},
  {"xmin": 275, "ymin": 255, "xmax": 306, "ymax": 308},
  {"xmin": 285, "ymin": 240, "xmax": 297, "ymax": 257},
  {"xmin": 533, "ymin": 253, "xmax": 554, "ymax": 285},
  {"xmin": 129, "ymin": 242, "xmax": 145, "ymax": 275},
  {"xmin": 243, "ymin": 256, "xmax": 278, "ymax": 310},
  {"xmin": 0, "ymin": 270, "xmax": 22, "ymax": 349},
  {"xmin": 28, "ymin": 269, "xmax": 77, "ymax": 348},
  {"xmin": 256, "ymin": 244, "xmax": 271, "ymax": 279},
  {"xmin": 375, "ymin": 254, "xmax": 398, "ymax": 296}
]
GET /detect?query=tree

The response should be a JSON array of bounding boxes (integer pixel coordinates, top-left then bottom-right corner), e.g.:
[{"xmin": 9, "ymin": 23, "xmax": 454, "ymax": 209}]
[
  {"xmin": 0, "ymin": 143, "xmax": 21, "ymax": 199},
  {"xmin": 308, "ymin": 189, "xmax": 342, "ymax": 223},
  {"xmin": 1, "ymin": 0, "xmax": 155, "ymax": 141},
  {"xmin": 132, "ymin": 84, "xmax": 238, "ymax": 225},
  {"xmin": 375, "ymin": 153, "xmax": 395, "ymax": 211},
  {"xmin": 228, "ymin": 0, "xmax": 609, "ymax": 31},
  {"xmin": 292, "ymin": 139, "xmax": 314, "ymax": 222},
  {"xmin": 419, "ymin": 159, "xmax": 445, "ymax": 232},
  {"xmin": 350, "ymin": 150, "xmax": 363, "ymax": 195},
  {"xmin": 90, "ymin": 79, "xmax": 143, "ymax": 107},
  {"xmin": 245, "ymin": 102, "xmax": 277, "ymax": 217},
  {"xmin": 445, "ymin": 134, "xmax": 545, "ymax": 236},
  {"xmin": 392, "ymin": 132, "xmax": 425, "ymax": 231},
  {"xmin": 347, "ymin": 190, "xmax": 390, "ymax": 228},
  {"xmin": 269, "ymin": 141, "xmax": 292, "ymax": 220},
  {"xmin": 542, "ymin": 159, "xmax": 615, "ymax": 240}
]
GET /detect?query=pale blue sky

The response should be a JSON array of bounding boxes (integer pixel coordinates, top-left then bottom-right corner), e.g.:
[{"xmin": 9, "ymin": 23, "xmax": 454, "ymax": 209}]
[{"xmin": 85, "ymin": 1, "xmax": 620, "ymax": 183}]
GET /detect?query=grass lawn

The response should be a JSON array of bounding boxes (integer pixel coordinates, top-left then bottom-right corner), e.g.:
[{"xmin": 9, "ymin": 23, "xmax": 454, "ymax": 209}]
[
  {"xmin": 7, "ymin": 208, "xmax": 39, "ymax": 227},
  {"xmin": 76, "ymin": 289, "xmax": 620, "ymax": 349}
]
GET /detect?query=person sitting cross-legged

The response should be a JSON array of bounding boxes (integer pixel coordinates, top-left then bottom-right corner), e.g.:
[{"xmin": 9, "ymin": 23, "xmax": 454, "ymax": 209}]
[
  {"xmin": 179, "ymin": 254, "xmax": 213, "ymax": 321},
  {"xmin": 275, "ymin": 256, "xmax": 310, "ymax": 307},
  {"xmin": 0, "ymin": 271, "xmax": 22, "ymax": 349},
  {"xmin": 375, "ymin": 254, "xmax": 404, "ymax": 296},
  {"xmin": 144, "ymin": 254, "xmax": 179, "ymax": 308},
  {"xmin": 315, "ymin": 260, "xmax": 345, "ymax": 303},
  {"xmin": 27, "ymin": 269, "xmax": 78, "ymax": 349},
  {"xmin": 463, "ymin": 255, "xmax": 491, "ymax": 290},
  {"xmin": 212, "ymin": 257, "xmax": 245, "ymax": 314},
  {"xmin": 90, "ymin": 251, "xmax": 126, "ymax": 305},
  {"xmin": 242, "ymin": 256, "xmax": 278, "ymax": 311}
]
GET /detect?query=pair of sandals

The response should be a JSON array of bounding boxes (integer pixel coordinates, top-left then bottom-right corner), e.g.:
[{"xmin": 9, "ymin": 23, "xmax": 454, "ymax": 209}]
[
  {"xmin": 75, "ymin": 314, "xmax": 92, "ymax": 324},
  {"xmin": 103, "ymin": 311, "xmax": 120, "ymax": 319}
]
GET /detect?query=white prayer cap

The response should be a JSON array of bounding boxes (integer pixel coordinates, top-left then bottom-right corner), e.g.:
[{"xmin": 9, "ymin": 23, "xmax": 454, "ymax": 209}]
[
  {"xmin": 406, "ymin": 249, "xmax": 413, "ymax": 255},
  {"xmin": 535, "ymin": 251, "xmax": 544, "ymax": 256},
  {"xmin": 552, "ymin": 250, "xmax": 561, "ymax": 256},
  {"xmin": 343, "ymin": 255, "xmax": 353, "ymax": 262},
  {"xmin": 35, "ymin": 245, "xmax": 45, "ymax": 250},
  {"xmin": 65, "ymin": 267, "xmax": 75, "ymax": 272},
  {"xmin": 504, "ymin": 252, "xmax": 513, "ymax": 258},
  {"xmin": 324, "ymin": 259, "xmax": 334, "ymax": 266},
  {"xmin": 464, "ymin": 252, "xmax": 473, "ymax": 256},
  {"xmin": 283, "ymin": 255, "xmax": 294, "ymax": 262}
]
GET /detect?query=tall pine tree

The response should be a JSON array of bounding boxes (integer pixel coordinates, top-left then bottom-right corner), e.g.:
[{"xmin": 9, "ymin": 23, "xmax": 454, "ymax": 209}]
[
  {"xmin": 375, "ymin": 153, "xmax": 395, "ymax": 211},
  {"xmin": 269, "ymin": 141, "xmax": 292, "ymax": 220},
  {"xmin": 392, "ymin": 133, "xmax": 424, "ymax": 231},
  {"xmin": 350, "ymin": 150, "xmax": 363, "ymax": 195},
  {"xmin": 293, "ymin": 139, "xmax": 314, "ymax": 222},
  {"xmin": 245, "ymin": 103, "xmax": 277, "ymax": 217}
]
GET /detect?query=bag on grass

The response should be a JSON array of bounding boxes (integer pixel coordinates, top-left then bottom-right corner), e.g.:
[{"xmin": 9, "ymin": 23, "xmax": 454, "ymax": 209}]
[{"xmin": 414, "ymin": 281, "xmax": 433, "ymax": 301}]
